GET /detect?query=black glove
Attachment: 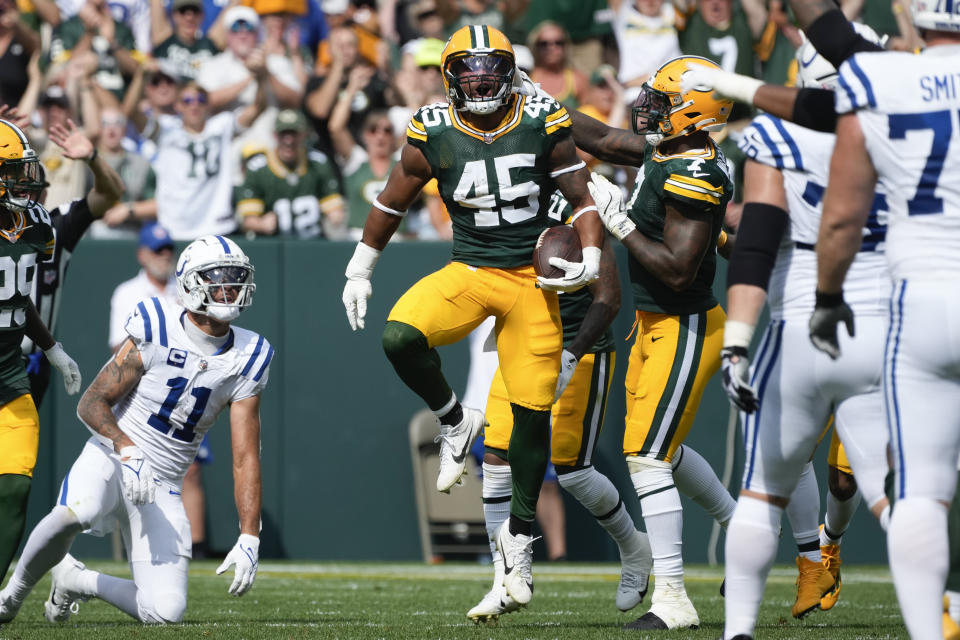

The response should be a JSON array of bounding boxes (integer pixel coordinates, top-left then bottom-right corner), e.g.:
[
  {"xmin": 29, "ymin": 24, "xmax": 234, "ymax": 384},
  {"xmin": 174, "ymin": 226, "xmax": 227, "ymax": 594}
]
[
  {"xmin": 720, "ymin": 346, "xmax": 758, "ymax": 413},
  {"xmin": 809, "ymin": 290, "xmax": 855, "ymax": 360}
]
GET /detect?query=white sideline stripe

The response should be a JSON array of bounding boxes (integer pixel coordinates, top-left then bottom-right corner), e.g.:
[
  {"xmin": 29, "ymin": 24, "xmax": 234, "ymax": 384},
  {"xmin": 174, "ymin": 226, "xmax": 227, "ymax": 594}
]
[{"xmin": 249, "ymin": 562, "xmax": 892, "ymax": 584}]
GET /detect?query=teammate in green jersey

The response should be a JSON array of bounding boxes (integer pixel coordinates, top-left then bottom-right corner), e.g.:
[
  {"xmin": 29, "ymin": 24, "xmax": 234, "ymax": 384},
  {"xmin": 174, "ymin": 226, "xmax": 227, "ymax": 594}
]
[
  {"xmin": 0, "ymin": 115, "xmax": 84, "ymax": 590},
  {"xmin": 559, "ymin": 55, "xmax": 740, "ymax": 630},
  {"xmin": 341, "ymin": 25, "xmax": 604, "ymax": 607}
]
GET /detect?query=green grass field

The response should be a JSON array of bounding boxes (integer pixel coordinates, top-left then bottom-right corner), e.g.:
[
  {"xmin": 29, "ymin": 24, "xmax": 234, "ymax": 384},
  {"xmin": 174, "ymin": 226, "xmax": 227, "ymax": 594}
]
[{"xmin": 0, "ymin": 561, "xmax": 906, "ymax": 639}]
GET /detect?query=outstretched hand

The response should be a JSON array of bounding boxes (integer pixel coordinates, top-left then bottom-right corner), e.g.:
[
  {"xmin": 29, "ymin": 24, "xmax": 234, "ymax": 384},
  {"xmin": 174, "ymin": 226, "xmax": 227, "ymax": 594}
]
[
  {"xmin": 48, "ymin": 119, "xmax": 94, "ymax": 161},
  {"xmin": 0, "ymin": 104, "xmax": 29, "ymax": 130}
]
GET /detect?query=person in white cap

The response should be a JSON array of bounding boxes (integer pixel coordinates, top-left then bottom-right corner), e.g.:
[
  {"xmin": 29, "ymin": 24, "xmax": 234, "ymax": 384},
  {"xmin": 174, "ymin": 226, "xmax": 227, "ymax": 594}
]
[{"xmin": 196, "ymin": 5, "xmax": 303, "ymax": 117}]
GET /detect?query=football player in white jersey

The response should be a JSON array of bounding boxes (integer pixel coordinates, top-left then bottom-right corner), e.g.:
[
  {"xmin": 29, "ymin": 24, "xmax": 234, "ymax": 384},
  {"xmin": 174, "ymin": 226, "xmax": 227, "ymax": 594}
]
[
  {"xmin": 806, "ymin": 0, "xmax": 960, "ymax": 637},
  {"xmin": 0, "ymin": 235, "xmax": 274, "ymax": 625},
  {"xmin": 709, "ymin": 29, "xmax": 893, "ymax": 639}
]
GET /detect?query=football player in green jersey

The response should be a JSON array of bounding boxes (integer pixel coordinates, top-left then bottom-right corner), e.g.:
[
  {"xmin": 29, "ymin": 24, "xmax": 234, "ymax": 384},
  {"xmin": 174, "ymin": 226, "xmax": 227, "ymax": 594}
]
[
  {"xmin": 341, "ymin": 25, "xmax": 604, "ymax": 606},
  {"xmin": 564, "ymin": 55, "xmax": 740, "ymax": 630},
  {"xmin": 0, "ymin": 117, "xmax": 83, "ymax": 590},
  {"xmin": 236, "ymin": 109, "xmax": 345, "ymax": 239},
  {"xmin": 467, "ymin": 194, "xmax": 654, "ymax": 623}
]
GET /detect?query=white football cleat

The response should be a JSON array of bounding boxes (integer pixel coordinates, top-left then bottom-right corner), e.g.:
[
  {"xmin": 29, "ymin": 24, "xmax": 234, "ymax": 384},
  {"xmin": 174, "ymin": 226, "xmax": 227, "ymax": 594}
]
[
  {"xmin": 0, "ymin": 588, "xmax": 21, "ymax": 623},
  {"xmin": 435, "ymin": 407, "xmax": 486, "ymax": 492},
  {"xmin": 623, "ymin": 581, "xmax": 700, "ymax": 630},
  {"xmin": 44, "ymin": 554, "xmax": 89, "ymax": 623},
  {"xmin": 616, "ymin": 530, "xmax": 653, "ymax": 612},
  {"xmin": 466, "ymin": 584, "xmax": 521, "ymax": 624},
  {"xmin": 496, "ymin": 524, "xmax": 536, "ymax": 605}
]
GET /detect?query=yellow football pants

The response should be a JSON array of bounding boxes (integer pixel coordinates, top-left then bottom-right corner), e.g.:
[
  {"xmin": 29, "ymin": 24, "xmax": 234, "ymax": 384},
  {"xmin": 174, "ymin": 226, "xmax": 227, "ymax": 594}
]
[
  {"xmin": 623, "ymin": 305, "xmax": 725, "ymax": 462},
  {"xmin": 0, "ymin": 394, "xmax": 40, "ymax": 477},
  {"xmin": 388, "ymin": 262, "xmax": 562, "ymax": 411},
  {"xmin": 484, "ymin": 350, "xmax": 616, "ymax": 467}
]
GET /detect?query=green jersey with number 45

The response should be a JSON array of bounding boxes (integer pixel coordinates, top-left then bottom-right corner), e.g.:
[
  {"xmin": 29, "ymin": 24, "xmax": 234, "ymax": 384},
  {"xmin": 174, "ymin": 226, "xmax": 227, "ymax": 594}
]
[
  {"xmin": 626, "ymin": 140, "xmax": 732, "ymax": 315},
  {"xmin": 0, "ymin": 204, "xmax": 54, "ymax": 405},
  {"xmin": 406, "ymin": 93, "xmax": 575, "ymax": 268}
]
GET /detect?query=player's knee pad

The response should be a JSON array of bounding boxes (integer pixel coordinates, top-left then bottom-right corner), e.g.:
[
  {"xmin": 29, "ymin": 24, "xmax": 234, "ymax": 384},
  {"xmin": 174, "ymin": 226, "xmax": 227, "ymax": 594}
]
[
  {"xmin": 626, "ymin": 456, "xmax": 674, "ymax": 499},
  {"xmin": 557, "ymin": 466, "xmax": 619, "ymax": 515},
  {"xmin": 138, "ymin": 589, "xmax": 186, "ymax": 624},
  {"xmin": 381, "ymin": 321, "xmax": 427, "ymax": 363}
]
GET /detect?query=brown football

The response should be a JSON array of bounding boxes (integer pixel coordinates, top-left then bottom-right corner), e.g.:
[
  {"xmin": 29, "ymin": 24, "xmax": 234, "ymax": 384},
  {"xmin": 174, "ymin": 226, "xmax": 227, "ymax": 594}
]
[{"xmin": 533, "ymin": 225, "xmax": 582, "ymax": 279}]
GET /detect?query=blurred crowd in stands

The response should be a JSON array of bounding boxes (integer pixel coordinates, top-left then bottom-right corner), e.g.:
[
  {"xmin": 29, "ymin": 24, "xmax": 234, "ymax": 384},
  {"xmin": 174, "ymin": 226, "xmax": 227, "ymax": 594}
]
[{"xmin": 0, "ymin": 0, "xmax": 922, "ymax": 241}]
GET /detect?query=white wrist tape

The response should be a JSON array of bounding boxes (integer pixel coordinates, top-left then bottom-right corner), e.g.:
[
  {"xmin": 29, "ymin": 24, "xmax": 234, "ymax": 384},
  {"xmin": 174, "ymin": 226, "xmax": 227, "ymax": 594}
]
[
  {"xmin": 712, "ymin": 72, "xmax": 763, "ymax": 104},
  {"xmin": 570, "ymin": 205, "xmax": 598, "ymax": 224},
  {"xmin": 345, "ymin": 242, "xmax": 381, "ymax": 280},
  {"xmin": 723, "ymin": 320, "xmax": 756, "ymax": 349},
  {"xmin": 373, "ymin": 198, "xmax": 406, "ymax": 217}
]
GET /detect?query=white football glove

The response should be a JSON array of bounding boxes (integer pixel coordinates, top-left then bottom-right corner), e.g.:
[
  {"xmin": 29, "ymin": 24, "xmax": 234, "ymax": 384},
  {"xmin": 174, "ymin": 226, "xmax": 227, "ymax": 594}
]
[
  {"xmin": 588, "ymin": 172, "xmax": 635, "ymax": 242},
  {"xmin": 720, "ymin": 346, "xmax": 758, "ymax": 413},
  {"xmin": 118, "ymin": 445, "xmax": 156, "ymax": 505},
  {"xmin": 511, "ymin": 67, "xmax": 539, "ymax": 97},
  {"xmin": 679, "ymin": 63, "xmax": 763, "ymax": 105},
  {"xmin": 44, "ymin": 342, "xmax": 81, "ymax": 395},
  {"xmin": 342, "ymin": 242, "xmax": 381, "ymax": 331},
  {"xmin": 216, "ymin": 533, "xmax": 260, "ymax": 596},
  {"xmin": 554, "ymin": 349, "xmax": 578, "ymax": 403},
  {"xmin": 537, "ymin": 246, "xmax": 601, "ymax": 292}
]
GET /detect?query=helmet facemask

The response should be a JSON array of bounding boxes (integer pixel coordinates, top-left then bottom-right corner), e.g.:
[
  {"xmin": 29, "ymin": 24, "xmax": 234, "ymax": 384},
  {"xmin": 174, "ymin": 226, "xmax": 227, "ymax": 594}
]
[
  {"xmin": 0, "ymin": 153, "xmax": 44, "ymax": 228},
  {"xmin": 445, "ymin": 53, "xmax": 515, "ymax": 115},
  {"xmin": 631, "ymin": 83, "xmax": 673, "ymax": 145},
  {"xmin": 181, "ymin": 263, "xmax": 255, "ymax": 322}
]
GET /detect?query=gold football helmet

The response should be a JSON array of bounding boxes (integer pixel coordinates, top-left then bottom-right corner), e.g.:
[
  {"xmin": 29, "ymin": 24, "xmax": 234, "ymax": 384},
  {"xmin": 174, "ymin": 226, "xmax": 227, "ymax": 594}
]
[
  {"xmin": 0, "ymin": 119, "xmax": 43, "ymax": 242},
  {"xmin": 632, "ymin": 56, "xmax": 733, "ymax": 145},
  {"xmin": 441, "ymin": 25, "xmax": 515, "ymax": 115}
]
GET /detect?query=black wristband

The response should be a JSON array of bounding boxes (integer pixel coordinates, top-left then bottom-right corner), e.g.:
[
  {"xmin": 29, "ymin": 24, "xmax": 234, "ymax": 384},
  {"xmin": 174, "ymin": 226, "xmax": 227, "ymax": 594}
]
[
  {"xmin": 815, "ymin": 290, "xmax": 845, "ymax": 308},
  {"xmin": 86, "ymin": 147, "xmax": 98, "ymax": 165}
]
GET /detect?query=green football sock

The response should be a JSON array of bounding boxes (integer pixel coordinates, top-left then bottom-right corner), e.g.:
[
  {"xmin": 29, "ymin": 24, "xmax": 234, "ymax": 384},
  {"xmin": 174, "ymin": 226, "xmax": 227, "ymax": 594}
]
[
  {"xmin": 381, "ymin": 321, "xmax": 453, "ymax": 410},
  {"xmin": 0, "ymin": 473, "xmax": 32, "ymax": 585},
  {"xmin": 507, "ymin": 404, "xmax": 551, "ymax": 523}
]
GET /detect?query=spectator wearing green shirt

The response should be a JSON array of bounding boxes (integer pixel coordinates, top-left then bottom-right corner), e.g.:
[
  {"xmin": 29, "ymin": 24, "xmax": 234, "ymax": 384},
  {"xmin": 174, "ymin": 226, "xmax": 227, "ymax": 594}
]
[
  {"xmin": 149, "ymin": 0, "xmax": 219, "ymax": 82},
  {"xmin": 675, "ymin": 0, "xmax": 767, "ymax": 77},
  {"xmin": 236, "ymin": 109, "xmax": 345, "ymax": 239},
  {"xmin": 47, "ymin": 0, "xmax": 141, "ymax": 102}
]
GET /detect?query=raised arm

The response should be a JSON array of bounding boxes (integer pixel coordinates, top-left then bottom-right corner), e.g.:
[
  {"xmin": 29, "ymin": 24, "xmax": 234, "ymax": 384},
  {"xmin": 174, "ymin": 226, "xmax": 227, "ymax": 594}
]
[
  {"xmin": 569, "ymin": 109, "xmax": 646, "ymax": 167},
  {"xmin": 48, "ymin": 118, "xmax": 124, "ymax": 216}
]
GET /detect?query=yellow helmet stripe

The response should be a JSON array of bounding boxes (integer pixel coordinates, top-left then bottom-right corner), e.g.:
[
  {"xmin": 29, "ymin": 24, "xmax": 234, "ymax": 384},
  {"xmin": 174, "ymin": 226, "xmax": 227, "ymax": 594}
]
[{"xmin": 0, "ymin": 119, "xmax": 28, "ymax": 146}]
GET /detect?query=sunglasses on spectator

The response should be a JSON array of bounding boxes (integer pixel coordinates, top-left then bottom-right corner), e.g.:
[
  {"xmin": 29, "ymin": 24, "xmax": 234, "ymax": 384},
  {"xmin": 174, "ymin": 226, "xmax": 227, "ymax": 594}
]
[
  {"xmin": 229, "ymin": 20, "xmax": 257, "ymax": 33},
  {"xmin": 535, "ymin": 39, "xmax": 565, "ymax": 48},
  {"xmin": 180, "ymin": 94, "xmax": 207, "ymax": 105},
  {"xmin": 175, "ymin": 5, "xmax": 201, "ymax": 14},
  {"xmin": 149, "ymin": 74, "xmax": 176, "ymax": 86}
]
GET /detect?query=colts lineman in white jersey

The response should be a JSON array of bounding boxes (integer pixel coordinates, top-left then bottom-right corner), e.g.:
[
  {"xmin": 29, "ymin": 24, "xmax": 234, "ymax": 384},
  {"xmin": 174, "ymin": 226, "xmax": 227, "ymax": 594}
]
[
  {"xmin": 810, "ymin": 1, "xmax": 960, "ymax": 636},
  {"xmin": 716, "ymin": 30, "xmax": 894, "ymax": 639},
  {"xmin": 0, "ymin": 235, "xmax": 274, "ymax": 625}
]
